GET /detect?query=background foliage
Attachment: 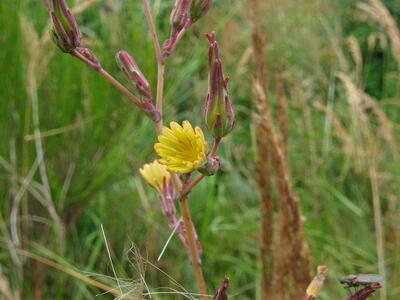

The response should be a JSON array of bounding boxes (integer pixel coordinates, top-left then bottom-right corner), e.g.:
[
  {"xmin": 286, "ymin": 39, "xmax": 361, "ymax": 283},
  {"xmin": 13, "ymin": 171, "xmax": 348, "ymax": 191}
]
[{"xmin": 0, "ymin": 0, "xmax": 399, "ymax": 299}]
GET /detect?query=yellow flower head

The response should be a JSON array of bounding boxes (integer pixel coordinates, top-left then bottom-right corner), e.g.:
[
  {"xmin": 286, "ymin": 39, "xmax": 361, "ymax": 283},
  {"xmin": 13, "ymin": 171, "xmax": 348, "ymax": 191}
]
[
  {"xmin": 139, "ymin": 160, "xmax": 171, "ymax": 192},
  {"xmin": 155, "ymin": 120, "xmax": 208, "ymax": 173}
]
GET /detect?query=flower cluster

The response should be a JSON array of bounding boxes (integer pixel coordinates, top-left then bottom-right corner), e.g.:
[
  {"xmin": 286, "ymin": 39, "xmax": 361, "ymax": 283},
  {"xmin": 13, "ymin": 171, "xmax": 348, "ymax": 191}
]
[{"xmin": 46, "ymin": 0, "xmax": 233, "ymax": 296}]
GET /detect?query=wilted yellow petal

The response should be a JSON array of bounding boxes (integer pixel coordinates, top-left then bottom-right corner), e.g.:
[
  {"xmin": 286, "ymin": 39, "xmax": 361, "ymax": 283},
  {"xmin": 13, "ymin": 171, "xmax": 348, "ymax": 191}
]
[{"xmin": 139, "ymin": 160, "xmax": 171, "ymax": 192}]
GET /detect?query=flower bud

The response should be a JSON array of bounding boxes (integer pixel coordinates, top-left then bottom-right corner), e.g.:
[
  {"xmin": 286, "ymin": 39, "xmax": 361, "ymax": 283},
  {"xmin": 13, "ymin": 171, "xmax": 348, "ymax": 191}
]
[
  {"xmin": 190, "ymin": 0, "xmax": 212, "ymax": 23},
  {"xmin": 163, "ymin": 0, "xmax": 192, "ymax": 59},
  {"xmin": 116, "ymin": 51, "xmax": 160, "ymax": 122},
  {"xmin": 199, "ymin": 155, "xmax": 221, "ymax": 176},
  {"xmin": 48, "ymin": 0, "xmax": 81, "ymax": 53},
  {"xmin": 170, "ymin": 0, "xmax": 191, "ymax": 32},
  {"xmin": 116, "ymin": 51, "xmax": 153, "ymax": 100},
  {"xmin": 205, "ymin": 32, "xmax": 235, "ymax": 138}
]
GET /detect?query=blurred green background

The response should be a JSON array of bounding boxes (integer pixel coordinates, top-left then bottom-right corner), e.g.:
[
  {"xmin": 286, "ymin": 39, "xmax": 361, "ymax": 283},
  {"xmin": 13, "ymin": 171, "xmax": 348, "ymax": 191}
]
[{"xmin": 1, "ymin": 0, "xmax": 399, "ymax": 299}]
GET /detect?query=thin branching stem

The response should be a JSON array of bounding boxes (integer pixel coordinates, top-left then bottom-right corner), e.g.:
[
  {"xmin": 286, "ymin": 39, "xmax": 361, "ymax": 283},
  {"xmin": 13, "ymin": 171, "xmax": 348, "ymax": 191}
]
[
  {"xmin": 70, "ymin": 50, "xmax": 146, "ymax": 110},
  {"xmin": 143, "ymin": 0, "xmax": 163, "ymax": 64}
]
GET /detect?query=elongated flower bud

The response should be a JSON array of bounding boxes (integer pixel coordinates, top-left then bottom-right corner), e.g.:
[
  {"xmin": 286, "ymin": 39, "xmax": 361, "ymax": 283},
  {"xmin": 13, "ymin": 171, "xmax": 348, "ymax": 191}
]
[
  {"xmin": 205, "ymin": 32, "xmax": 235, "ymax": 138},
  {"xmin": 190, "ymin": 0, "xmax": 212, "ymax": 23},
  {"xmin": 163, "ymin": 0, "xmax": 192, "ymax": 59},
  {"xmin": 170, "ymin": 0, "xmax": 191, "ymax": 32},
  {"xmin": 116, "ymin": 51, "xmax": 160, "ymax": 122},
  {"xmin": 48, "ymin": 0, "xmax": 81, "ymax": 53},
  {"xmin": 116, "ymin": 51, "xmax": 153, "ymax": 100}
]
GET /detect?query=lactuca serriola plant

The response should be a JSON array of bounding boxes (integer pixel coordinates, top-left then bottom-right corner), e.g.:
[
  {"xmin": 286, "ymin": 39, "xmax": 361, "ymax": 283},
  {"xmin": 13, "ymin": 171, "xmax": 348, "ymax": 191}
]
[
  {"xmin": 205, "ymin": 32, "xmax": 235, "ymax": 138},
  {"xmin": 49, "ymin": 0, "xmax": 81, "ymax": 53}
]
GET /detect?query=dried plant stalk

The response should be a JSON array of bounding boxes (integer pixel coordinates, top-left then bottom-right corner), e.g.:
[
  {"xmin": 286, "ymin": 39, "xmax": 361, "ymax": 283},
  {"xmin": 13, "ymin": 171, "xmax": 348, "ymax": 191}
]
[
  {"xmin": 249, "ymin": 0, "xmax": 274, "ymax": 299},
  {"xmin": 276, "ymin": 73, "xmax": 289, "ymax": 158},
  {"xmin": 250, "ymin": 0, "xmax": 310, "ymax": 298},
  {"xmin": 253, "ymin": 82, "xmax": 311, "ymax": 299},
  {"xmin": 253, "ymin": 115, "xmax": 274, "ymax": 300}
]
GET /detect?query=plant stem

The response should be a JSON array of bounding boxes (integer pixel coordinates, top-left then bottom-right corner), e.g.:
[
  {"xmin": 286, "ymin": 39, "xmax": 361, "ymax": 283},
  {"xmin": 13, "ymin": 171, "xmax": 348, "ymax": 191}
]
[
  {"xmin": 211, "ymin": 137, "xmax": 222, "ymax": 156},
  {"xmin": 180, "ymin": 174, "xmax": 206, "ymax": 199},
  {"xmin": 70, "ymin": 50, "xmax": 147, "ymax": 110},
  {"xmin": 155, "ymin": 63, "xmax": 165, "ymax": 133},
  {"xmin": 179, "ymin": 196, "xmax": 208, "ymax": 300},
  {"xmin": 142, "ymin": 0, "xmax": 164, "ymax": 133},
  {"xmin": 143, "ymin": 0, "xmax": 163, "ymax": 64}
]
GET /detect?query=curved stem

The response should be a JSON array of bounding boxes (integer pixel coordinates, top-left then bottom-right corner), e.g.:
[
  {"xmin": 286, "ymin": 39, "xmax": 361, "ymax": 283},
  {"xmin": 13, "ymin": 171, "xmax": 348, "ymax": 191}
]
[
  {"xmin": 180, "ymin": 196, "xmax": 208, "ymax": 299},
  {"xmin": 70, "ymin": 50, "xmax": 146, "ymax": 110}
]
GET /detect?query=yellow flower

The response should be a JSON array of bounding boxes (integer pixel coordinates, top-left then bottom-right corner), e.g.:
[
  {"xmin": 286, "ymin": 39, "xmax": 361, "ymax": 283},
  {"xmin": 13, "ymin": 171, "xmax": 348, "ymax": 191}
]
[
  {"xmin": 155, "ymin": 120, "xmax": 208, "ymax": 173},
  {"xmin": 139, "ymin": 160, "xmax": 171, "ymax": 192}
]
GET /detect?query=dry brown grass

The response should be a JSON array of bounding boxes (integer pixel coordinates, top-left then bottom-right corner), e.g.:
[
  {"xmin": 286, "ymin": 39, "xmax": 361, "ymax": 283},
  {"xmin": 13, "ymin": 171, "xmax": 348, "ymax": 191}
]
[
  {"xmin": 253, "ymin": 82, "xmax": 311, "ymax": 299},
  {"xmin": 249, "ymin": 1, "xmax": 274, "ymax": 299},
  {"xmin": 250, "ymin": 0, "xmax": 311, "ymax": 298}
]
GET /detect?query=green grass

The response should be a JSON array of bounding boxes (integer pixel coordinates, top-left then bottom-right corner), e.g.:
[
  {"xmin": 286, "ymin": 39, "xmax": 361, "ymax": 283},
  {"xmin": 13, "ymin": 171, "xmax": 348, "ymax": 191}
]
[{"xmin": 1, "ymin": 0, "xmax": 399, "ymax": 299}]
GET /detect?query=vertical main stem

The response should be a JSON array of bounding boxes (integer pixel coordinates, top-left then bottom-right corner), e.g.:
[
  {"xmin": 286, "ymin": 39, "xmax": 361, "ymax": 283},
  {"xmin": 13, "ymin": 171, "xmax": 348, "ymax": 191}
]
[
  {"xmin": 180, "ymin": 197, "xmax": 207, "ymax": 299},
  {"xmin": 143, "ymin": 0, "xmax": 163, "ymax": 63},
  {"xmin": 156, "ymin": 63, "xmax": 165, "ymax": 134},
  {"xmin": 143, "ymin": 0, "xmax": 165, "ymax": 134}
]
